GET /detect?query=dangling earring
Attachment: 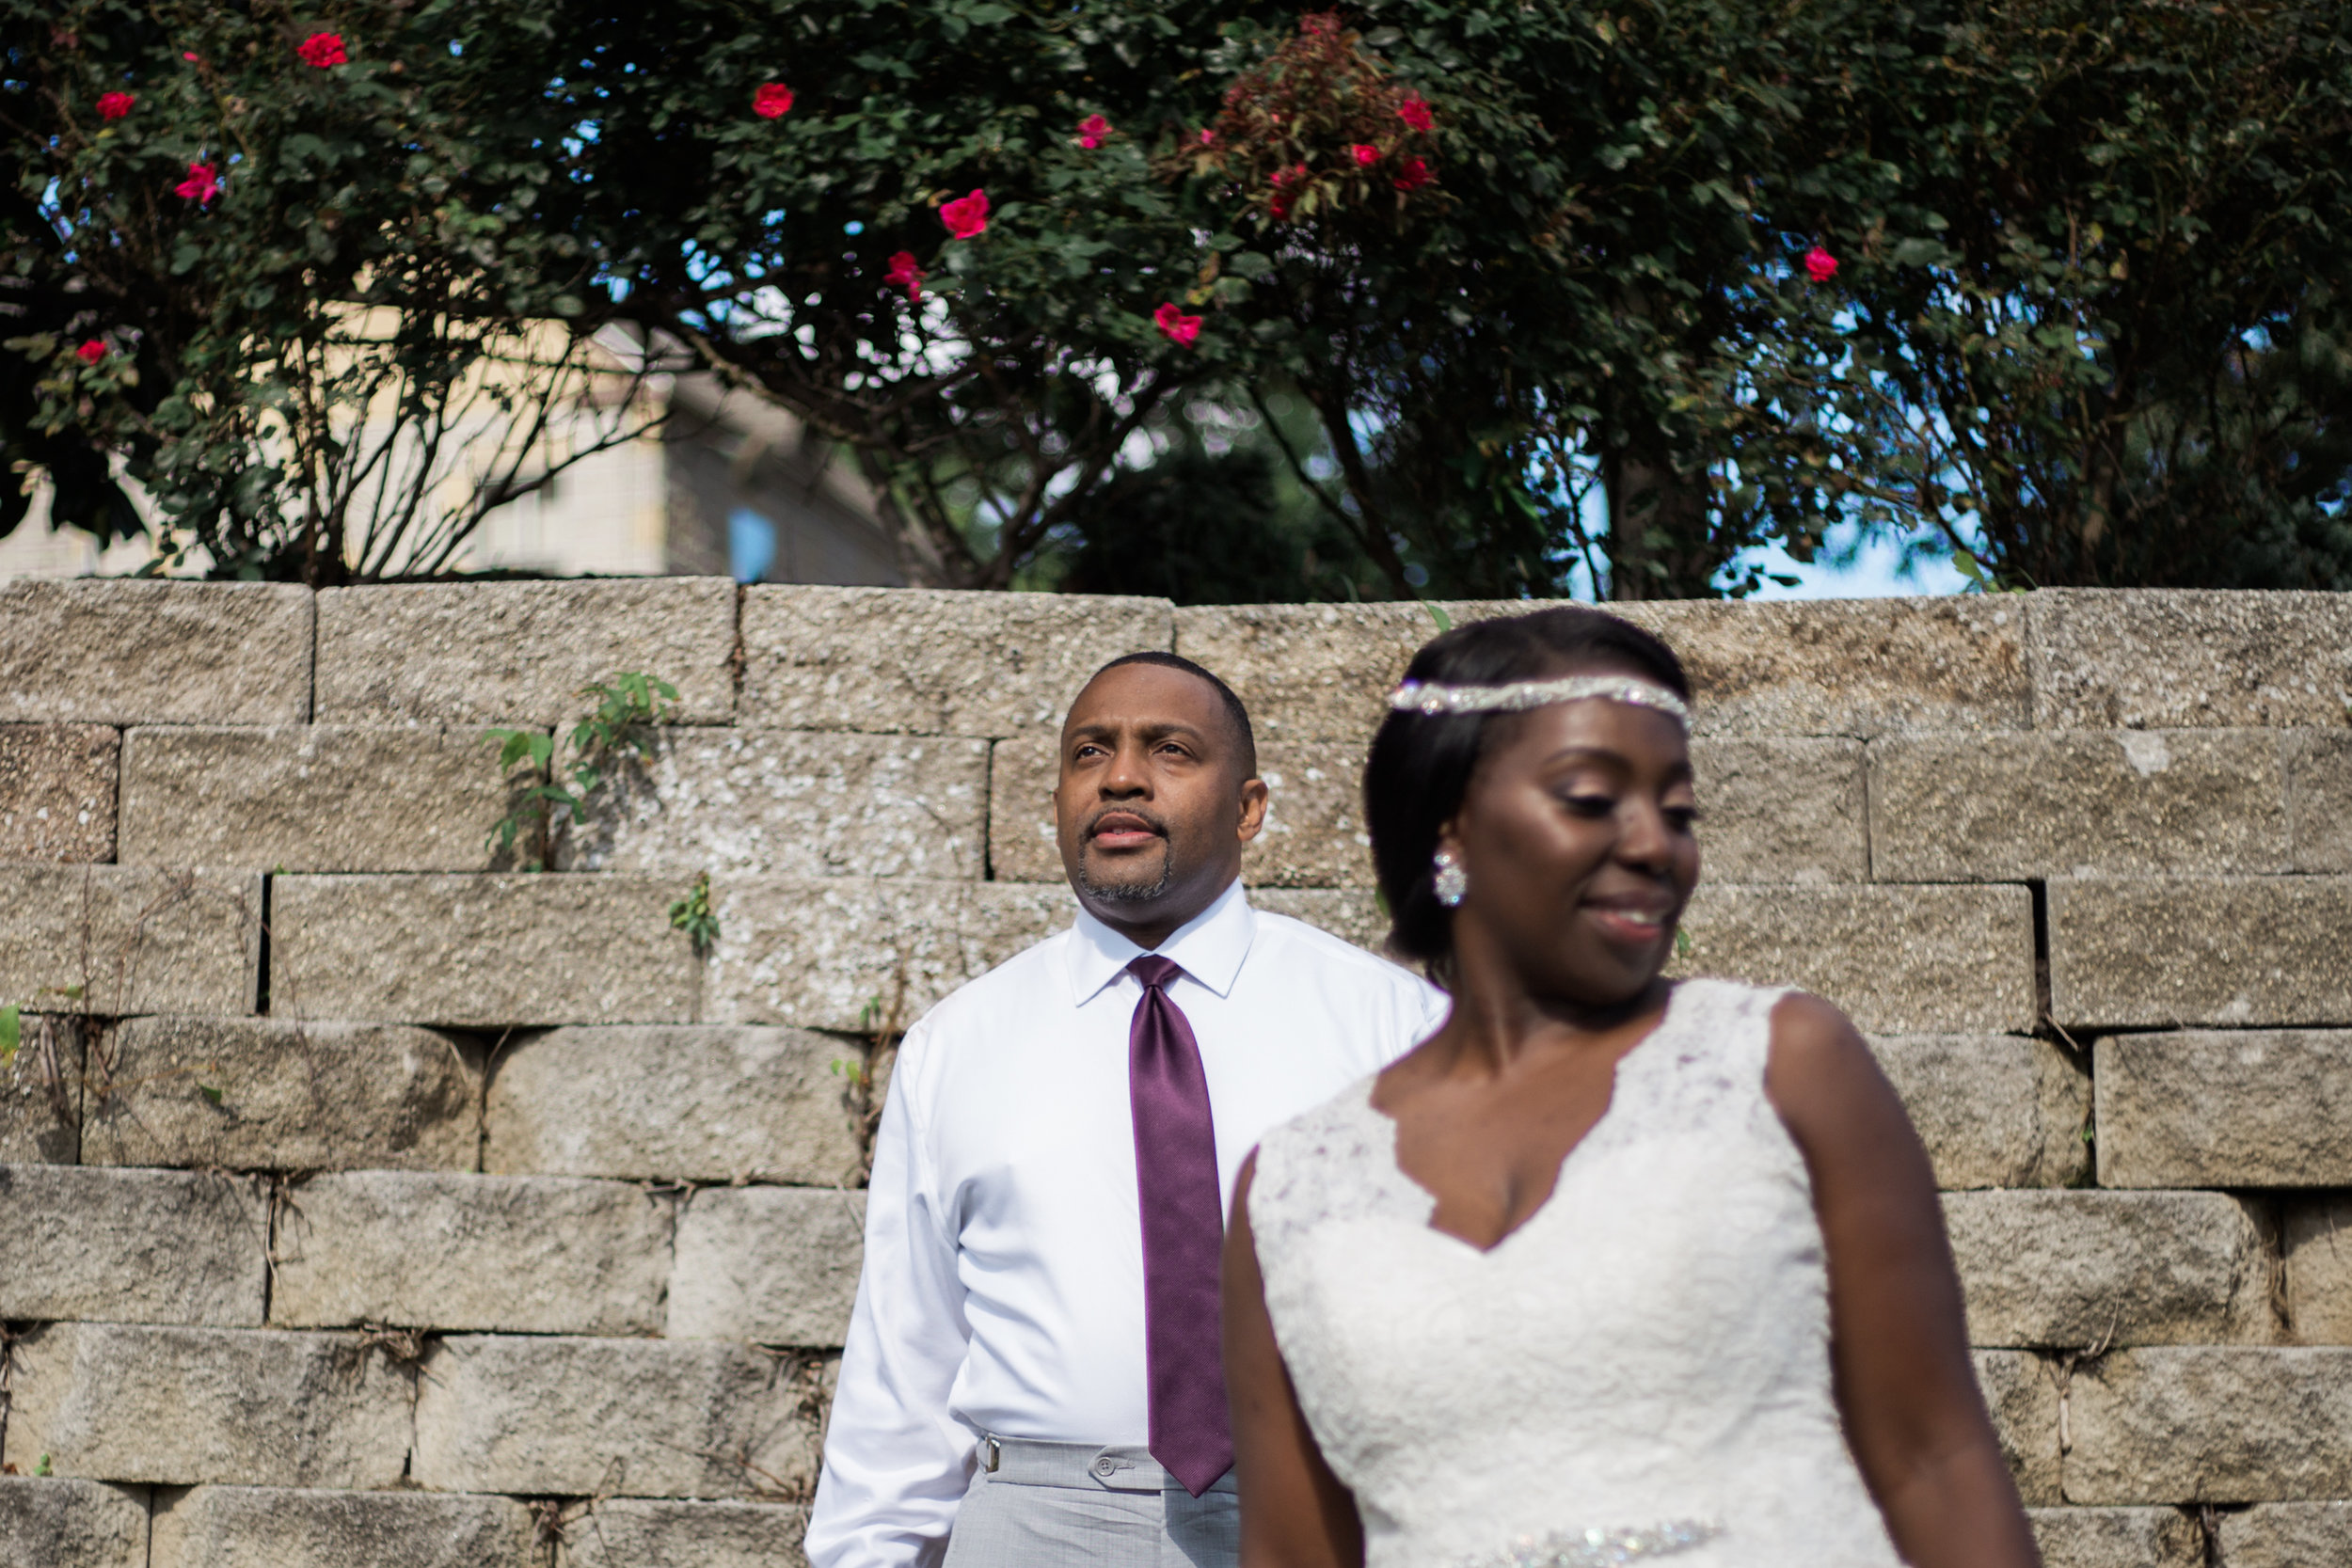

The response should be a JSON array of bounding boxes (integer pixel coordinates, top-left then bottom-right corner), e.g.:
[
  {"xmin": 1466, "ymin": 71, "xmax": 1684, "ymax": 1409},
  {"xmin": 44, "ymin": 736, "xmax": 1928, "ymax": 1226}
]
[{"xmin": 1432, "ymin": 848, "xmax": 1468, "ymax": 908}]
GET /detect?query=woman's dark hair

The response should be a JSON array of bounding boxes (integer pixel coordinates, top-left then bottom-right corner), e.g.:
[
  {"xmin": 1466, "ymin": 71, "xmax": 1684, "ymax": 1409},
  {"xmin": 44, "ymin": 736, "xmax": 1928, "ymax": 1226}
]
[{"xmin": 1365, "ymin": 607, "xmax": 1691, "ymax": 978}]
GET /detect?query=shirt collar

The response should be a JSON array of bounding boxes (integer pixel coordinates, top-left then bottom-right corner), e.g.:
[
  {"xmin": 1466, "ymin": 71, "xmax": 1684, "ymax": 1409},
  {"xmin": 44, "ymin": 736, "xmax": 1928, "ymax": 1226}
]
[{"xmin": 1065, "ymin": 876, "xmax": 1256, "ymax": 1006}]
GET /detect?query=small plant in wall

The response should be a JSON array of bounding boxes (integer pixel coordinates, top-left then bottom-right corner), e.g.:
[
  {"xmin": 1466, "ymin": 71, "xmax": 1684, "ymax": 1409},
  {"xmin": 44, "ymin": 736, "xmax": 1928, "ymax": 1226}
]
[
  {"xmin": 484, "ymin": 673, "xmax": 679, "ymax": 871},
  {"xmin": 668, "ymin": 870, "xmax": 720, "ymax": 957}
]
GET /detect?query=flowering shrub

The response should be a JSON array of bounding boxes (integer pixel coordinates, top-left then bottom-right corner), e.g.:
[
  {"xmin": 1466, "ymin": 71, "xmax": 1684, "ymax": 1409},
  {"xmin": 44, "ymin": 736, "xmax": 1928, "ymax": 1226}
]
[
  {"xmin": 754, "ymin": 82, "xmax": 793, "ymax": 118},
  {"xmin": 75, "ymin": 340, "xmax": 106, "ymax": 364},
  {"xmin": 96, "ymin": 91, "xmax": 133, "ymax": 119},
  {"xmin": 1802, "ymin": 245, "xmax": 1837, "ymax": 283},
  {"xmin": 1152, "ymin": 303, "xmax": 1201, "ymax": 346},
  {"xmin": 938, "ymin": 189, "xmax": 990, "ymax": 239},
  {"xmin": 173, "ymin": 162, "xmax": 219, "ymax": 202},
  {"xmin": 294, "ymin": 32, "xmax": 346, "ymax": 68},
  {"xmin": 1076, "ymin": 113, "xmax": 1110, "ymax": 149},
  {"xmin": 884, "ymin": 250, "xmax": 925, "ymax": 301}
]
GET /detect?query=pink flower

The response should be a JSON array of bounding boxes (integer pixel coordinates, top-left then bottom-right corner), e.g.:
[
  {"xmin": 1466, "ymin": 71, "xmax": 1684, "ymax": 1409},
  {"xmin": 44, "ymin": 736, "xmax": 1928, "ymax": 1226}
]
[
  {"xmin": 1198, "ymin": 128, "xmax": 1216, "ymax": 146},
  {"xmin": 1802, "ymin": 244, "xmax": 1838, "ymax": 282},
  {"xmin": 75, "ymin": 340, "xmax": 107, "ymax": 364},
  {"xmin": 1153, "ymin": 302, "xmax": 1201, "ymax": 347},
  {"xmin": 939, "ymin": 189, "xmax": 990, "ymax": 240},
  {"xmin": 883, "ymin": 250, "xmax": 925, "ymax": 302},
  {"xmin": 1391, "ymin": 156, "xmax": 1432, "ymax": 192},
  {"xmin": 174, "ymin": 162, "xmax": 220, "ymax": 203},
  {"xmin": 182, "ymin": 51, "xmax": 199, "ymax": 62},
  {"xmin": 97, "ymin": 91, "xmax": 135, "ymax": 120},
  {"xmin": 295, "ymin": 32, "xmax": 346, "ymax": 69},
  {"xmin": 754, "ymin": 83, "xmax": 794, "ymax": 119},
  {"xmin": 1076, "ymin": 113, "xmax": 1111, "ymax": 150},
  {"xmin": 1397, "ymin": 97, "xmax": 1434, "ymax": 132},
  {"xmin": 1350, "ymin": 143, "xmax": 1378, "ymax": 166}
]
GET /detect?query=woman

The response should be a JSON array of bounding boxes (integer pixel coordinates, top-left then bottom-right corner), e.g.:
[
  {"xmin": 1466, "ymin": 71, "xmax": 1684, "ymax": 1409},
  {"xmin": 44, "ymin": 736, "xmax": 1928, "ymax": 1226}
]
[{"xmin": 1220, "ymin": 608, "xmax": 2037, "ymax": 1568}]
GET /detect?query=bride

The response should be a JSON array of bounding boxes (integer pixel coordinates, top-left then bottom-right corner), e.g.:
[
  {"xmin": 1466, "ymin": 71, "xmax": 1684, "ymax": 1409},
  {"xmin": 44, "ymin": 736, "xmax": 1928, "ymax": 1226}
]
[{"xmin": 1220, "ymin": 608, "xmax": 2037, "ymax": 1568}]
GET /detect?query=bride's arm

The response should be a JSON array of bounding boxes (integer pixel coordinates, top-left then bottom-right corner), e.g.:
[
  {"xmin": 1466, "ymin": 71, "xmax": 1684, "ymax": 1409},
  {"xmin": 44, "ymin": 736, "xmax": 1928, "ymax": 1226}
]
[
  {"xmin": 1765, "ymin": 991, "xmax": 2042, "ymax": 1568},
  {"xmin": 1224, "ymin": 1152, "xmax": 1365, "ymax": 1568}
]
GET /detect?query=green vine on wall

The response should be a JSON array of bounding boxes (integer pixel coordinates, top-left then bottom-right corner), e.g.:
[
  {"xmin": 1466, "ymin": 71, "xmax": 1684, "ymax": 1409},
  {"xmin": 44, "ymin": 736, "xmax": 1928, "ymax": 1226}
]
[{"xmin": 484, "ymin": 673, "xmax": 679, "ymax": 871}]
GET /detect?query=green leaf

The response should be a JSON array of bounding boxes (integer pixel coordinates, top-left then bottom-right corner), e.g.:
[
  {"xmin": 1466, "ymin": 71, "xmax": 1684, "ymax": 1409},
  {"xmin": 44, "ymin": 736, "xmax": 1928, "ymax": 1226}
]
[
  {"xmin": 199, "ymin": 1084, "xmax": 224, "ymax": 1105},
  {"xmin": 0, "ymin": 1005, "xmax": 18, "ymax": 1069}
]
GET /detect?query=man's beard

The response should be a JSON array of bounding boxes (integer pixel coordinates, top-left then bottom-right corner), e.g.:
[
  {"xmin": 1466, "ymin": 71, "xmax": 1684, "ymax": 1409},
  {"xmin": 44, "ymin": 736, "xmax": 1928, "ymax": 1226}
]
[{"xmin": 1077, "ymin": 840, "xmax": 1174, "ymax": 904}]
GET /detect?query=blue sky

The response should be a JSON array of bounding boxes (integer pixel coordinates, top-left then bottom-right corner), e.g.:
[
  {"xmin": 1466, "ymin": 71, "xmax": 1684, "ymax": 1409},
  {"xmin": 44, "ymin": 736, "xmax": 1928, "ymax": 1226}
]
[{"xmin": 1726, "ymin": 527, "xmax": 1971, "ymax": 600}]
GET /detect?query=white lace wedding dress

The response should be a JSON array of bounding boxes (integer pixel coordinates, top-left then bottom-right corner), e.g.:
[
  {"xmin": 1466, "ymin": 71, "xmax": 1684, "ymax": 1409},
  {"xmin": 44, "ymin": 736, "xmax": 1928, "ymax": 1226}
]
[{"xmin": 1248, "ymin": 979, "xmax": 1907, "ymax": 1568}]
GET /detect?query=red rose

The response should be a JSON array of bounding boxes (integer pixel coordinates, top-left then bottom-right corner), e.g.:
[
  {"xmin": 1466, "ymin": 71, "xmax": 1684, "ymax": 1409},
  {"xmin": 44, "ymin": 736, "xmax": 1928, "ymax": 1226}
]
[
  {"xmin": 1152, "ymin": 302, "xmax": 1201, "ymax": 347},
  {"xmin": 884, "ymin": 250, "xmax": 925, "ymax": 302},
  {"xmin": 174, "ymin": 162, "xmax": 220, "ymax": 202},
  {"xmin": 1397, "ymin": 97, "xmax": 1434, "ymax": 132},
  {"xmin": 1351, "ymin": 144, "xmax": 1378, "ymax": 166},
  {"xmin": 97, "ymin": 91, "xmax": 135, "ymax": 120},
  {"xmin": 939, "ymin": 189, "xmax": 990, "ymax": 239},
  {"xmin": 1803, "ymin": 245, "xmax": 1837, "ymax": 282},
  {"xmin": 75, "ymin": 340, "xmax": 107, "ymax": 364},
  {"xmin": 1391, "ymin": 157, "xmax": 1432, "ymax": 192},
  {"xmin": 295, "ymin": 32, "xmax": 346, "ymax": 68},
  {"xmin": 1077, "ymin": 114, "xmax": 1111, "ymax": 150},
  {"xmin": 1198, "ymin": 128, "xmax": 1216, "ymax": 146},
  {"xmin": 754, "ymin": 83, "xmax": 794, "ymax": 119}
]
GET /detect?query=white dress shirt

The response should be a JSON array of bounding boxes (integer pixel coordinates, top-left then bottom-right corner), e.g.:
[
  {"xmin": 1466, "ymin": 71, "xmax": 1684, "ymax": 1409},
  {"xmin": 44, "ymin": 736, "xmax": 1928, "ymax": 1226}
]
[{"xmin": 805, "ymin": 878, "xmax": 1448, "ymax": 1568}]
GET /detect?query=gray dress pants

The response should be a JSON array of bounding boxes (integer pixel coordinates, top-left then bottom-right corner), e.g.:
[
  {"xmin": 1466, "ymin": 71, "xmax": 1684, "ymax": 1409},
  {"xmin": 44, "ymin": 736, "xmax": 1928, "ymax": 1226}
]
[{"xmin": 941, "ymin": 1436, "xmax": 1240, "ymax": 1568}]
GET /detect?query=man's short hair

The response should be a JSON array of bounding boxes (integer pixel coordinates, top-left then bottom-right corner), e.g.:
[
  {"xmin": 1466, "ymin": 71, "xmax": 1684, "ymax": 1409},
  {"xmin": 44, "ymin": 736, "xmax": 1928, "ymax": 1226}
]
[{"xmin": 1089, "ymin": 651, "xmax": 1258, "ymax": 778}]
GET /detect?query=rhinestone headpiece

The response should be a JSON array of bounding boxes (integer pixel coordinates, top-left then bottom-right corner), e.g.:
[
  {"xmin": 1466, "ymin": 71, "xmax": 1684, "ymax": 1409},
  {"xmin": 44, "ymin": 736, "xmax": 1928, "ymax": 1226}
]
[{"xmin": 1388, "ymin": 673, "xmax": 1692, "ymax": 732}]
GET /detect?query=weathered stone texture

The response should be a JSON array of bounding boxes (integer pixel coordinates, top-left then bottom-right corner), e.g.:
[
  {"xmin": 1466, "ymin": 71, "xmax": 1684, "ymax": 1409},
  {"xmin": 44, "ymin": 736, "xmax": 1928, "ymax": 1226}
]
[
  {"xmin": 0, "ymin": 866, "xmax": 256, "ymax": 1015},
  {"xmin": 484, "ymin": 1025, "xmax": 861, "ymax": 1185},
  {"xmin": 2066, "ymin": 1348, "xmax": 2352, "ymax": 1503},
  {"xmin": 1869, "ymin": 1035, "xmax": 2089, "ymax": 1190},
  {"xmin": 1250, "ymin": 887, "xmax": 1395, "ymax": 956},
  {"xmin": 2287, "ymin": 1198, "xmax": 2352, "ymax": 1345},
  {"xmin": 82, "ymin": 1016, "xmax": 478, "ymax": 1172},
  {"xmin": 0, "ymin": 1165, "xmax": 265, "ymax": 1326},
  {"xmin": 314, "ymin": 578, "xmax": 737, "ymax": 725},
  {"xmin": 1870, "ymin": 731, "xmax": 2289, "ymax": 879},
  {"xmin": 0, "ymin": 1478, "xmax": 149, "ymax": 1568},
  {"xmin": 742, "ymin": 585, "xmax": 1172, "ymax": 736},
  {"xmin": 0, "ymin": 580, "xmax": 311, "ymax": 726},
  {"xmin": 149, "ymin": 1486, "xmax": 540, "ymax": 1568},
  {"xmin": 272, "ymin": 874, "xmax": 700, "ymax": 1025},
  {"xmin": 2289, "ymin": 729, "xmax": 2352, "ymax": 872},
  {"xmin": 2028, "ymin": 589, "xmax": 2352, "ymax": 731},
  {"xmin": 559, "ymin": 729, "xmax": 989, "ymax": 879},
  {"xmin": 2219, "ymin": 1502, "xmax": 2352, "ymax": 1566},
  {"xmin": 6, "ymin": 1324, "xmax": 409, "ymax": 1488},
  {"xmin": 985, "ymin": 734, "xmax": 1061, "ymax": 882},
  {"xmin": 411, "ymin": 1336, "xmax": 830, "ymax": 1497},
  {"xmin": 1671, "ymin": 883, "xmax": 2036, "ymax": 1035},
  {"xmin": 1171, "ymin": 602, "xmax": 1464, "ymax": 745},
  {"xmin": 707, "ymin": 878, "xmax": 1072, "ymax": 1031},
  {"xmin": 670, "ymin": 1186, "xmax": 866, "ymax": 1346},
  {"xmin": 1944, "ymin": 1190, "xmax": 2272, "ymax": 1349},
  {"xmin": 0, "ymin": 724, "xmax": 117, "ymax": 862},
  {"xmin": 2095, "ymin": 1030, "xmax": 2352, "ymax": 1188},
  {"xmin": 1683, "ymin": 737, "xmax": 1867, "ymax": 884},
  {"xmin": 0, "ymin": 1013, "xmax": 79, "ymax": 1164},
  {"xmin": 2026, "ymin": 1508, "xmax": 2201, "ymax": 1568},
  {"xmin": 1976, "ymin": 1349, "xmax": 2062, "ymax": 1505},
  {"xmin": 558, "ymin": 1499, "xmax": 811, "ymax": 1568},
  {"xmin": 271, "ymin": 1172, "xmax": 671, "ymax": 1335},
  {"xmin": 2048, "ymin": 877, "xmax": 2352, "ymax": 1029},
  {"xmin": 119, "ymin": 726, "xmax": 521, "ymax": 872}
]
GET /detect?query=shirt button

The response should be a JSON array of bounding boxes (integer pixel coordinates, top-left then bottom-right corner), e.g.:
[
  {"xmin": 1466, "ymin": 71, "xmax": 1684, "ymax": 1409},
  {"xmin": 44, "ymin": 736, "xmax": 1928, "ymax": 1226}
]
[{"xmin": 1093, "ymin": 1457, "xmax": 1117, "ymax": 1477}]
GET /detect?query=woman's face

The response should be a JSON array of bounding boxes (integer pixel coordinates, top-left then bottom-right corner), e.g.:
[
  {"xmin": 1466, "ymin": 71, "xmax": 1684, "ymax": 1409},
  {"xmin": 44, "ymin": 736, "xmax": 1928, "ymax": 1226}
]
[{"xmin": 1442, "ymin": 686, "xmax": 1701, "ymax": 1007}]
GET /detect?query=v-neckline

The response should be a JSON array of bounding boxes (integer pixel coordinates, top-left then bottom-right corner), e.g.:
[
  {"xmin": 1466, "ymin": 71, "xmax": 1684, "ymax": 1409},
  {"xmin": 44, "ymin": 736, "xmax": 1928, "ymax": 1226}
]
[{"xmin": 1364, "ymin": 983, "xmax": 1687, "ymax": 1257}]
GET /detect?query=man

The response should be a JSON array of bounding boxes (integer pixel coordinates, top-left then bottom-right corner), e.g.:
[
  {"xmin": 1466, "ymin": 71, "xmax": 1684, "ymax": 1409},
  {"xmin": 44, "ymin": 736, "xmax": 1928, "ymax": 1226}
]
[{"xmin": 806, "ymin": 651, "xmax": 1445, "ymax": 1568}]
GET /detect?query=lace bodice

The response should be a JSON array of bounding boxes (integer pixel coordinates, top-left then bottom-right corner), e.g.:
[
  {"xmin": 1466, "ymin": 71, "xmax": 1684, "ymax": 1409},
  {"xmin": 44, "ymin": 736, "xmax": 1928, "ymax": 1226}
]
[{"xmin": 1248, "ymin": 980, "xmax": 1905, "ymax": 1568}]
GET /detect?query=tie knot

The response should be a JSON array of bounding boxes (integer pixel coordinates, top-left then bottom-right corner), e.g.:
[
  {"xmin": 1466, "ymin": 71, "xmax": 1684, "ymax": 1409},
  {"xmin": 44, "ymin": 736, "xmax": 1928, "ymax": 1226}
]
[{"xmin": 1128, "ymin": 955, "xmax": 1183, "ymax": 990}]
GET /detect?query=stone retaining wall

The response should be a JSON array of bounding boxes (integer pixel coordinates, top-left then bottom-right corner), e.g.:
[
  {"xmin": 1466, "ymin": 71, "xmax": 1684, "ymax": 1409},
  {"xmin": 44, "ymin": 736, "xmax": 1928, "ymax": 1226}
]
[{"xmin": 2, "ymin": 578, "xmax": 2349, "ymax": 1567}]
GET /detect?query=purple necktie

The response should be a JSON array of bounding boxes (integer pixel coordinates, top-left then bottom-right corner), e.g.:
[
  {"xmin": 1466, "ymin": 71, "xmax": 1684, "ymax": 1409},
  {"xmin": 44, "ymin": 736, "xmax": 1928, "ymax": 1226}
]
[{"xmin": 1126, "ymin": 954, "xmax": 1234, "ymax": 1496}]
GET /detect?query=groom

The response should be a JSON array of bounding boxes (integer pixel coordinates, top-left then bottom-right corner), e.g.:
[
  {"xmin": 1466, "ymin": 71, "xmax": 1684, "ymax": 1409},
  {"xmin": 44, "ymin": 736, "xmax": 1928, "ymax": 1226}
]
[{"xmin": 806, "ymin": 651, "xmax": 1444, "ymax": 1567}]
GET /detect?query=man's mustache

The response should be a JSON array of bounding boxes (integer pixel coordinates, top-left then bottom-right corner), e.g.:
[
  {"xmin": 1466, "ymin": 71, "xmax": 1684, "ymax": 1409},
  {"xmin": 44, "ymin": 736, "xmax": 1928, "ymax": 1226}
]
[{"xmin": 1084, "ymin": 805, "xmax": 1169, "ymax": 840}]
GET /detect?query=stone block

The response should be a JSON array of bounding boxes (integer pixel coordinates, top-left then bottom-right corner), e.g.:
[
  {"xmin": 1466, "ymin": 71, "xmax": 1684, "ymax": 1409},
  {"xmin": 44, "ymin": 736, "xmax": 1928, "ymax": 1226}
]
[
  {"xmin": 119, "ymin": 726, "xmax": 522, "ymax": 872},
  {"xmin": 2028, "ymin": 589, "xmax": 2352, "ymax": 731},
  {"xmin": 1171, "ymin": 602, "xmax": 1462, "ymax": 746},
  {"xmin": 150, "ymin": 1486, "xmax": 538, "ymax": 1568},
  {"xmin": 5, "ymin": 1323, "xmax": 409, "ymax": 1488},
  {"xmin": 2095, "ymin": 1031, "xmax": 2352, "ymax": 1189},
  {"xmin": 2049, "ymin": 878, "xmax": 2352, "ymax": 1029},
  {"xmin": 2065, "ymin": 1348, "xmax": 2352, "ymax": 1503},
  {"xmin": 270, "ymin": 1172, "xmax": 671, "ymax": 1335},
  {"xmin": 2286, "ymin": 1198, "xmax": 2352, "ymax": 1345},
  {"xmin": 1689, "ymin": 737, "xmax": 1867, "ymax": 884},
  {"xmin": 0, "ymin": 581, "xmax": 311, "ymax": 726},
  {"xmin": 2219, "ymin": 1502, "xmax": 2352, "ymax": 1567},
  {"xmin": 82, "ymin": 1016, "xmax": 478, "ymax": 1172},
  {"xmin": 741, "ymin": 585, "xmax": 1172, "ymax": 736},
  {"xmin": 0, "ymin": 1478, "xmax": 148, "ymax": 1568},
  {"xmin": 1870, "ymin": 731, "xmax": 2290, "ymax": 880},
  {"xmin": 1976, "ymin": 1348, "xmax": 2062, "ymax": 1505},
  {"xmin": 1251, "ymin": 887, "xmax": 1395, "ymax": 956},
  {"xmin": 0, "ymin": 724, "xmax": 116, "ymax": 862},
  {"xmin": 0, "ymin": 866, "xmax": 257, "ymax": 1016},
  {"xmin": 0, "ymin": 1014, "xmax": 79, "ymax": 1164},
  {"xmin": 1869, "ymin": 1035, "xmax": 2089, "ymax": 1190},
  {"xmin": 558, "ymin": 1499, "xmax": 810, "ymax": 1568},
  {"xmin": 314, "ymin": 578, "xmax": 737, "ymax": 725},
  {"xmin": 411, "ymin": 1336, "xmax": 830, "ymax": 1497},
  {"xmin": 984, "ymin": 735, "xmax": 1061, "ymax": 882},
  {"xmin": 1944, "ymin": 1190, "xmax": 2272, "ymax": 1349},
  {"xmin": 2288, "ymin": 730, "xmax": 2352, "ymax": 872},
  {"xmin": 558, "ymin": 729, "xmax": 989, "ymax": 879},
  {"xmin": 271, "ymin": 874, "xmax": 700, "ymax": 1026},
  {"xmin": 706, "ymin": 878, "xmax": 1072, "ymax": 1032},
  {"xmin": 483, "ymin": 1025, "xmax": 861, "ymax": 1185},
  {"xmin": 669, "ymin": 1187, "xmax": 866, "ymax": 1346},
  {"xmin": 2026, "ymin": 1508, "xmax": 2201, "ymax": 1568},
  {"xmin": 1670, "ymin": 883, "xmax": 2035, "ymax": 1035},
  {"xmin": 0, "ymin": 1165, "xmax": 266, "ymax": 1326}
]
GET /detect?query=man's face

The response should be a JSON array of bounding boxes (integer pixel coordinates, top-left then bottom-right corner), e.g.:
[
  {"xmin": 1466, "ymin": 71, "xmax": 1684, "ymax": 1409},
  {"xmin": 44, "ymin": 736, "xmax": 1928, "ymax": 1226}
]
[{"xmin": 1053, "ymin": 663, "xmax": 1268, "ymax": 943}]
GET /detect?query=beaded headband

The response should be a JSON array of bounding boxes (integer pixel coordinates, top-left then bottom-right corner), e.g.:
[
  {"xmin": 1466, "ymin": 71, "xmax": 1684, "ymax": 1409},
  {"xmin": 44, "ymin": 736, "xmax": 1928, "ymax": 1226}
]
[{"xmin": 1388, "ymin": 673, "xmax": 1692, "ymax": 731}]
